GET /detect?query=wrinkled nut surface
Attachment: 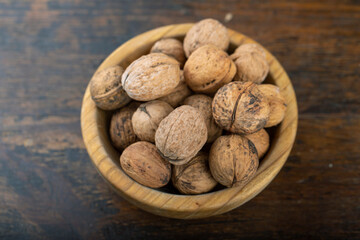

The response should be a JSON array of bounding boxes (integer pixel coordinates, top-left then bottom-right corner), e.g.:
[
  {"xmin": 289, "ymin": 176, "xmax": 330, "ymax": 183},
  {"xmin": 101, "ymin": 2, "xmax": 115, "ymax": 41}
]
[
  {"xmin": 212, "ymin": 81, "xmax": 270, "ymax": 134},
  {"xmin": 90, "ymin": 65, "xmax": 131, "ymax": 110},
  {"xmin": 184, "ymin": 44, "xmax": 236, "ymax": 94},
  {"xmin": 155, "ymin": 105, "xmax": 207, "ymax": 165},
  {"xmin": 209, "ymin": 135, "xmax": 259, "ymax": 188},
  {"xmin": 158, "ymin": 71, "xmax": 192, "ymax": 107},
  {"xmin": 151, "ymin": 38, "xmax": 186, "ymax": 68},
  {"xmin": 172, "ymin": 152, "xmax": 217, "ymax": 194},
  {"xmin": 132, "ymin": 100, "xmax": 173, "ymax": 143},
  {"xmin": 258, "ymin": 84, "xmax": 287, "ymax": 127},
  {"xmin": 231, "ymin": 43, "xmax": 266, "ymax": 59},
  {"xmin": 120, "ymin": 141, "xmax": 171, "ymax": 188},
  {"xmin": 121, "ymin": 53, "xmax": 180, "ymax": 101},
  {"xmin": 230, "ymin": 44, "xmax": 269, "ymax": 84},
  {"xmin": 109, "ymin": 102, "xmax": 140, "ymax": 150},
  {"xmin": 183, "ymin": 94, "xmax": 222, "ymax": 143},
  {"xmin": 244, "ymin": 128, "xmax": 269, "ymax": 159},
  {"xmin": 183, "ymin": 18, "xmax": 229, "ymax": 57}
]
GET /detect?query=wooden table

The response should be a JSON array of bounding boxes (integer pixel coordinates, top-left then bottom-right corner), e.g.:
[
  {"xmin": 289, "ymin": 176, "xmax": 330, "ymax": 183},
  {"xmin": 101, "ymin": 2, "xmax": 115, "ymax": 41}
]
[{"xmin": 0, "ymin": 1, "xmax": 359, "ymax": 239}]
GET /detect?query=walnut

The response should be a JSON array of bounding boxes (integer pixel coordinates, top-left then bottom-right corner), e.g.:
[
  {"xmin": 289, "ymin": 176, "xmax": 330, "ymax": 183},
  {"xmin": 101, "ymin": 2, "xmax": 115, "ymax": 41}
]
[
  {"xmin": 183, "ymin": 94, "xmax": 222, "ymax": 143},
  {"xmin": 172, "ymin": 152, "xmax": 217, "ymax": 194},
  {"xmin": 120, "ymin": 141, "xmax": 171, "ymax": 188},
  {"xmin": 157, "ymin": 70, "xmax": 192, "ymax": 107},
  {"xmin": 244, "ymin": 128, "xmax": 269, "ymax": 159},
  {"xmin": 212, "ymin": 81, "xmax": 270, "ymax": 134},
  {"xmin": 183, "ymin": 18, "xmax": 230, "ymax": 57},
  {"xmin": 155, "ymin": 105, "xmax": 207, "ymax": 165},
  {"xmin": 258, "ymin": 84, "xmax": 287, "ymax": 127},
  {"xmin": 90, "ymin": 65, "xmax": 131, "ymax": 110},
  {"xmin": 151, "ymin": 38, "xmax": 186, "ymax": 68},
  {"xmin": 230, "ymin": 44, "xmax": 269, "ymax": 84},
  {"xmin": 109, "ymin": 102, "xmax": 140, "ymax": 150},
  {"xmin": 121, "ymin": 53, "xmax": 180, "ymax": 101},
  {"xmin": 132, "ymin": 100, "xmax": 173, "ymax": 143},
  {"xmin": 184, "ymin": 44, "xmax": 236, "ymax": 94},
  {"xmin": 209, "ymin": 135, "xmax": 259, "ymax": 188}
]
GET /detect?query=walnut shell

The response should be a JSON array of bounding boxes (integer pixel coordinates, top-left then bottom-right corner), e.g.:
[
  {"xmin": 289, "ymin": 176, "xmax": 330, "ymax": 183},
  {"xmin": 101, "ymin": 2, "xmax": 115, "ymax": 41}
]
[
  {"xmin": 183, "ymin": 18, "xmax": 229, "ymax": 57},
  {"xmin": 120, "ymin": 141, "xmax": 171, "ymax": 188},
  {"xmin": 184, "ymin": 44, "xmax": 236, "ymax": 94},
  {"xmin": 157, "ymin": 71, "xmax": 192, "ymax": 107},
  {"xmin": 209, "ymin": 135, "xmax": 259, "ymax": 188},
  {"xmin": 109, "ymin": 102, "xmax": 140, "ymax": 150},
  {"xmin": 183, "ymin": 94, "xmax": 222, "ymax": 143},
  {"xmin": 90, "ymin": 66, "xmax": 131, "ymax": 110},
  {"xmin": 155, "ymin": 105, "xmax": 207, "ymax": 165},
  {"xmin": 172, "ymin": 152, "xmax": 217, "ymax": 194},
  {"xmin": 258, "ymin": 84, "xmax": 287, "ymax": 127},
  {"xmin": 121, "ymin": 53, "xmax": 180, "ymax": 101},
  {"xmin": 132, "ymin": 100, "xmax": 174, "ymax": 143},
  {"xmin": 244, "ymin": 128, "xmax": 269, "ymax": 159},
  {"xmin": 151, "ymin": 38, "xmax": 186, "ymax": 68},
  {"xmin": 231, "ymin": 43, "xmax": 266, "ymax": 59},
  {"xmin": 230, "ymin": 44, "xmax": 269, "ymax": 84},
  {"xmin": 212, "ymin": 81, "xmax": 270, "ymax": 134}
]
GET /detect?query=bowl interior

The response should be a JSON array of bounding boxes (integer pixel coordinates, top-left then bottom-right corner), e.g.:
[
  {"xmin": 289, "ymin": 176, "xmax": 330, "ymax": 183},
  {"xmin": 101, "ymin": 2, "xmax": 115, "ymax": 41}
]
[{"xmin": 81, "ymin": 23, "xmax": 298, "ymax": 219}]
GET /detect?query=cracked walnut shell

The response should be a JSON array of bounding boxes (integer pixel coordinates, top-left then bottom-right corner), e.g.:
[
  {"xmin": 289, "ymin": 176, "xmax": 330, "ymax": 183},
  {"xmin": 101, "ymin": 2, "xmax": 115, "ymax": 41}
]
[
  {"xmin": 172, "ymin": 152, "xmax": 217, "ymax": 194},
  {"xmin": 184, "ymin": 44, "xmax": 236, "ymax": 94},
  {"xmin": 90, "ymin": 65, "xmax": 131, "ymax": 110},
  {"xmin": 209, "ymin": 135, "xmax": 259, "ymax": 188},
  {"xmin": 155, "ymin": 105, "xmax": 207, "ymax": 165},
  {"xmin": 121, "ymin": 53, "xmax": 180, "ymax": 101},
  {"xmin": 212, "ymin": 81, "xmax": 270, "ymax": 134},
  {"xmin": 120, "ymin": 141, "xmax": 171, "ymax": 188},
  {"xmin": 183, "ymin": 18, "xmax": 230, "ymax": 57}
]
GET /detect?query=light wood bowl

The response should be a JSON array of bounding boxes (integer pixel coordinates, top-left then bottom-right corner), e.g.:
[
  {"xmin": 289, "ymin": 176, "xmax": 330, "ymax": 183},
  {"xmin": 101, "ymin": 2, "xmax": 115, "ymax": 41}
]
[{"xmin": 81, "ymin": 23, "xmax": 298, "ymax": 219}]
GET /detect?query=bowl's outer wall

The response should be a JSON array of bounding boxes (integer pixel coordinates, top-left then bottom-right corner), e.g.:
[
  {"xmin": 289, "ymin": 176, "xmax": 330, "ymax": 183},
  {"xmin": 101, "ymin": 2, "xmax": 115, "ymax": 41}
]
[{"xmin": 81, "ymin": 24, "xmax": 298, "ymax": 219}]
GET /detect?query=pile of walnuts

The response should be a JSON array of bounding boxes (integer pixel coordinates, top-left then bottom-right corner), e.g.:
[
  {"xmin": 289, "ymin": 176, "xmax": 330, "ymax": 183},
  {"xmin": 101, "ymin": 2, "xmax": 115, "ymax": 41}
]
[{"xmin": 89, "ymin": 19, "xmax": 287, "ymax": 195}]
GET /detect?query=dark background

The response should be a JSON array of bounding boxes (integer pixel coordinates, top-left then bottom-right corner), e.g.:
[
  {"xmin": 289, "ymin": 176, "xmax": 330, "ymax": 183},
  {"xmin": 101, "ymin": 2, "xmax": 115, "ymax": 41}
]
[{"xmin": 0, "ymin": 0, "xmax": 359, "ymax": 239}]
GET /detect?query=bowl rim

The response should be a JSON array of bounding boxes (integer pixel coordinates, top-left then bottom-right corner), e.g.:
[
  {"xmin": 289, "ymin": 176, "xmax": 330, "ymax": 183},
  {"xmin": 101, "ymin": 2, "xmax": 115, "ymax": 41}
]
[{"xmin": 81, "ymin": 23, "xmax": 298, "ymax": 219}]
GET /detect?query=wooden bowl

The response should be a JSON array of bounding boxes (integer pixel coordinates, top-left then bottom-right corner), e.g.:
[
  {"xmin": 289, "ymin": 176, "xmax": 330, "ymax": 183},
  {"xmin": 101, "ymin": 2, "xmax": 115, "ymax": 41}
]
[{"xmin": 81, "ymin": 23, "xmax": 298, "ymax": 219}]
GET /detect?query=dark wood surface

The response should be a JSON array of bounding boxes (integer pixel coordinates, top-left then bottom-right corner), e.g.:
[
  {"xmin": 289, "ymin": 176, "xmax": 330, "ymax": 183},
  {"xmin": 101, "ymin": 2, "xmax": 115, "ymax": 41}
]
[{"xmin": 1, "ymin": 0, "xmax": 359, "ymax": 239}]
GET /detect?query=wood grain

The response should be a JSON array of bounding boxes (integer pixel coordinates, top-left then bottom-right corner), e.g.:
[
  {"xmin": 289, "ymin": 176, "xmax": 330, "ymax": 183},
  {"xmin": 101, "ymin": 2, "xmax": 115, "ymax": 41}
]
[{"xmin": 0, "ymin": 0, "xmax": 359, "ymax": 239}]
